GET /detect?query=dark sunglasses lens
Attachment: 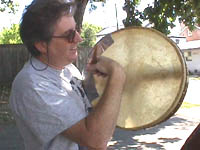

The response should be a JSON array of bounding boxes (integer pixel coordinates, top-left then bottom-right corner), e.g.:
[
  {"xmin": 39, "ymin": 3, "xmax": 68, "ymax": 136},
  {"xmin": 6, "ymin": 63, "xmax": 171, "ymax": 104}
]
[{"xmin": 68, "ymin": 30, "xmax": 76, "ymax": 43}]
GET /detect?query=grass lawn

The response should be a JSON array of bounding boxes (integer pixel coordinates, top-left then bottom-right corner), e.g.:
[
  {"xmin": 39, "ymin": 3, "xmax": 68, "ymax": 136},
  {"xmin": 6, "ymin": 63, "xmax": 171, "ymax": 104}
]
[{"xmin": 181, "ymin": 101, "xmax": 200, "ymax": 108}]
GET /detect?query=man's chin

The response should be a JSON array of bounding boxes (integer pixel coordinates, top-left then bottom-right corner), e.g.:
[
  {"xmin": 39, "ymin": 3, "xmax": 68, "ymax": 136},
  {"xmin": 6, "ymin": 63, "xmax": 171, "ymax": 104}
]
[{"xmin": 67, "ymin": 57, "xmax": 78, "ymax": 64}]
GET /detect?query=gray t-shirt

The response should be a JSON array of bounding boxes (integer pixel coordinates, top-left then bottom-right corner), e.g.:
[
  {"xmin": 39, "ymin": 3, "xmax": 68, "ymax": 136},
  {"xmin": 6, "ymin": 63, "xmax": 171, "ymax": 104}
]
[{"xmin": 9, "ymin": 57, "xmax": 91, "ymax": 150}]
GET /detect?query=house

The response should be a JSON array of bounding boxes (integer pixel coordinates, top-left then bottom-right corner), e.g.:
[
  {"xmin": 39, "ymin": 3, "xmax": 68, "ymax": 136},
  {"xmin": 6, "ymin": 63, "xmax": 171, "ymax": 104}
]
[
  {"xmin": 178, "ymin": 40, "xmax": 200, "ymax": 75},
  {"xmin": 96, "ymin": 25, "xmax": 200, "ymax": 75},
  {"xmin": 178, "ymin": 23, "xmax": 200, "ymax": 75},
  {"xmin": 180, "ymin": 22, "xmax": 200, "ymax": 42},
  {"xmin": 96, "ymin": 25, "xmax": 124, "ymax": 42}
]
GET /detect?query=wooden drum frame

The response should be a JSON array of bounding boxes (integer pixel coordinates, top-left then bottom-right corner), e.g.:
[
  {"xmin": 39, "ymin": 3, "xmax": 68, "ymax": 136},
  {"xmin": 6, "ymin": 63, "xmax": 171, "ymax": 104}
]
[{"xmin": 93, "ymin": 27, "xmax": 188, "ymax": 130}]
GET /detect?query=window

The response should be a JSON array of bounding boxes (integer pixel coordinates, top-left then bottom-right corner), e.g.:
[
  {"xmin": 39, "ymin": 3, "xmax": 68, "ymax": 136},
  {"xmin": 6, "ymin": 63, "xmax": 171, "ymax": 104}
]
[
  {"xmin": 175, "ymin": 39, "xmax": 179, "ymax": 44},
  {"xmin": 184, "ymin": 51, "xmax": 192, "ymax": 61}
]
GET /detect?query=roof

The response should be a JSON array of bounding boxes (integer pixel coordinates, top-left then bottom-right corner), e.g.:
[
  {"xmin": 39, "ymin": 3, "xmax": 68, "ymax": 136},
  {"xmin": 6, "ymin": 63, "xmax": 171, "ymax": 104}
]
[
  {"xmin": 96, "ymin": 25, "xmax": 124, "ymax": 37},
  {"xmin": 96, "ymin": 26, "xmax": 200, "ymax": 50},
  {"xmin": 177, "ymin": 40, "xmax": 200, "ymax": 50}
]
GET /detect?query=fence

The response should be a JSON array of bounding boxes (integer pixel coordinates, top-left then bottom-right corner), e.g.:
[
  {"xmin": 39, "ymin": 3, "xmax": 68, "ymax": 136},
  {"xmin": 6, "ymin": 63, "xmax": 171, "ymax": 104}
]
[
  {"xmin": 0, "ymin": 44, "xmax": 30, "ymax": 85},
  {"xmin": 76, "ymin": 47, "xmax": 91, "ymax": 73},
  {"xmin": 0, "ymin": 44, "xmax": 90, "ymax": 85},
  {"xmin": 0, "ymin": 44, "xmax": 29, "ymax": 123}
]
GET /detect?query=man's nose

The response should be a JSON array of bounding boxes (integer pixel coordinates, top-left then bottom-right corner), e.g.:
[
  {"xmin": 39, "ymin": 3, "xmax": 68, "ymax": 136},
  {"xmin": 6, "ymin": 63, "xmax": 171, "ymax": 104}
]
[{"xmin": 74, "ymin": 31, "xmax": 83, "ymax": 43}]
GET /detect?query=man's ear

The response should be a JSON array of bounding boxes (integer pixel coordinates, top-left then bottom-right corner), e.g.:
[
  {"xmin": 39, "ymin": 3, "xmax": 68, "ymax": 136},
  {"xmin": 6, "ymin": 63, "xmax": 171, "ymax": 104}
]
[{"xmin": 34, "ymin": 41, "xmax": 48, "ymax": 54}]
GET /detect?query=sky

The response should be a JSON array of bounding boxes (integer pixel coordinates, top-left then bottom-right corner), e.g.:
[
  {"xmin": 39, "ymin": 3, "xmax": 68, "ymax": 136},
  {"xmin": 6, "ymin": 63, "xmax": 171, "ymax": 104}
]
[
  {"xmin": 0, "ymin": 0, "xmax": 181, "ymax": 35},
  {"xmin": 83, "ymin": 0, "xmax": 126, "ymax": 28},
  {"xmin": 0, "ymin": 0, "xmax": 31, "ymax": 31},
  {"xmin": 0, "ymin": 0, "xmax": 127, "ymax": 30}
]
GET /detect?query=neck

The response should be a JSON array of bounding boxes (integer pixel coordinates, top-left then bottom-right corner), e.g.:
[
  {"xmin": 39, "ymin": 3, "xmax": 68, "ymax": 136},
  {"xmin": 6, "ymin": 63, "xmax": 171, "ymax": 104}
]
[{"xmin": 36, "ymin": 55, "xmax": 66, "ymax": 70}]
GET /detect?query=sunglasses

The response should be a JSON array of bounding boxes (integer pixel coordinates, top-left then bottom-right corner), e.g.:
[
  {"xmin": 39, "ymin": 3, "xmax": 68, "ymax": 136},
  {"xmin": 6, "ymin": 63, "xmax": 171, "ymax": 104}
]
[{"xmin": 52, "ymin": 29, "xmax": 77, "ymax": 43}]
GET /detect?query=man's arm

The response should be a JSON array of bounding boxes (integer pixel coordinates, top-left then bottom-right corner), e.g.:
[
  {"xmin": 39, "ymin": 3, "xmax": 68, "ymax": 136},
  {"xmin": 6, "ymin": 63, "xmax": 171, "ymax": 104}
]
[{"xmin": 62, "ymin": 56, "xmax": 126, "ymax": 149}]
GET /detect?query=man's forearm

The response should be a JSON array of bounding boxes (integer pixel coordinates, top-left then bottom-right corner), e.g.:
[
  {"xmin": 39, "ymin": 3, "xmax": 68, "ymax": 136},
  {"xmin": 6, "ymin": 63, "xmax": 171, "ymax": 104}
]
[{"xmin": 85, "ymin": 69, "xmax": 126, "ymax": 148}]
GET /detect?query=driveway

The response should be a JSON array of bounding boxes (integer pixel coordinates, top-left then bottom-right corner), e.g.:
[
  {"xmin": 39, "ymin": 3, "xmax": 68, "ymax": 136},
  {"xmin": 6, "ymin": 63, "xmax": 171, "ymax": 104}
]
[
  {"xmin": 108, "ymin": 78, "xmax": 200, "ymax": 149},
  {"xmin": 109, "ymin": 107, "xmax": 200, "ymax": 150},
  {"xmin": 1, "ymin": 107, "xmax": 199, "ymax": 150},
  {"xmin": 0, "ymin": 78, "xmax": 200, "ymax": 150}
]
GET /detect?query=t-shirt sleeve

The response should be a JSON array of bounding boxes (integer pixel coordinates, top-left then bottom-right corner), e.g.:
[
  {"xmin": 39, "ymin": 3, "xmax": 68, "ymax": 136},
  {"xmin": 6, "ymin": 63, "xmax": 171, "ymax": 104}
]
[{"xmin": 12, "ymin": 78, "xmax": 87, "ymax": 144}]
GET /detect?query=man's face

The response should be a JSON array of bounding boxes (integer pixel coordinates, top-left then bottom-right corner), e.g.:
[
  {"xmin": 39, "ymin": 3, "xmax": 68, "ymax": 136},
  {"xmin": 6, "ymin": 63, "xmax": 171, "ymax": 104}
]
[{"xmin": 46, "ymin": 15, "xmax": 82, "ymax": 69}]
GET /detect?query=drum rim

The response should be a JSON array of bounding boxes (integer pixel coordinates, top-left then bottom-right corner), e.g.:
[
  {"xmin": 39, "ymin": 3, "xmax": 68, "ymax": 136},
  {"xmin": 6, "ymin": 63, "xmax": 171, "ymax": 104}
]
[{"xmin": 97, "ymin": 26, "xmax": 189, "ymax": 130}]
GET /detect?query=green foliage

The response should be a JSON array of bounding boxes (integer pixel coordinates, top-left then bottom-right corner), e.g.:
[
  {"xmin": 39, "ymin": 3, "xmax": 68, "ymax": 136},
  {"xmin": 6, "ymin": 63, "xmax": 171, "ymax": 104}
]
[
  {"xmin": 79, "ymin": 23, "xmax": 102, "ymax": 48},
  {"xmin": 190, "ymin": 0, "xmax": 200, "ymax": 25},
  {"xmin": 123, "ymin": 0, "xmax": 142, "ymax": 27},
  {"xmin": 88, "ymin": 0, "xmax": 106, "ymax": 12},
  {"xmin": 0, "ymin": 23, "xmax": 102, "ymax": 46},
  {"xmin": 0, "ymin": 0, "xmax": 19, "ymax": 13},
  {"xmin": 123, "ymin": 0, "xmax": 200, "ymax": 35},
  {"xmin": 0, "ymin": 24, "xmax": 22, "ymax": 44}
]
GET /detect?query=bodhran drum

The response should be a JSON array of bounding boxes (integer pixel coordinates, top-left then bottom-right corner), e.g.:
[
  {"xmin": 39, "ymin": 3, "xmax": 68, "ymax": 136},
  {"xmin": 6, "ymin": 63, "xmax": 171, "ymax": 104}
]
[{"xmin": 93, "ymin": 27, "xmax": 188, "ymax": 130}]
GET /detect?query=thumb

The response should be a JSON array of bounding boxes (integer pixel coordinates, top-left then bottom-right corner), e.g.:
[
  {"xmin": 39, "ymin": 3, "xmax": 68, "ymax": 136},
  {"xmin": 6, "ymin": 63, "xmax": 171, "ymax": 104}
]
[{"xmin": 91, "ymin": 44, "xmax": 104, "ymax": 64}]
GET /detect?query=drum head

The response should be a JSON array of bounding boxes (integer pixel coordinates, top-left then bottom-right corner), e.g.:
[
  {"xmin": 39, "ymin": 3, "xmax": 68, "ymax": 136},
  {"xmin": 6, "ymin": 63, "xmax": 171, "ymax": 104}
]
[{"xmin": 93, "ymin": 27, "xmax": 188, "ymax": 130}]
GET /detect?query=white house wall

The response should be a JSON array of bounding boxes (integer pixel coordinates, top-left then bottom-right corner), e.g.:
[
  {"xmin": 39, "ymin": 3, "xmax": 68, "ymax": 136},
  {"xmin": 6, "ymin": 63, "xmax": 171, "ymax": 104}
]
[{"xmin": 183, "ymin": 49, "xmax": 200, "ymax": 75}]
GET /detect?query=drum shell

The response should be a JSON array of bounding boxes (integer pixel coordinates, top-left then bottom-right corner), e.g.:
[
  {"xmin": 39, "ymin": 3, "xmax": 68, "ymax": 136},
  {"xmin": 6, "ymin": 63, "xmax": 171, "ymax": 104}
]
[{"xmin": 93, "ymin": 27, "xmax": 188, "ymax": 130}]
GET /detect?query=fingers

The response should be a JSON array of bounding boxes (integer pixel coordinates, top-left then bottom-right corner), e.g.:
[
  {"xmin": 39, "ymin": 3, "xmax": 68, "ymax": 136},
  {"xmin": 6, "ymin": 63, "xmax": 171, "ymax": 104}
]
[
  {"xmin": 86, "ymin": 63, "xmax": 96, "ymax": 73},
  {"xmin": 90, "ymin": 44, "xmax": 104, "ymax": 64},
  {"xmin": 86, "ymin": 59, "xmax": 108, "ymax": 78},
  {"xmin": 86, "ymin": 62, "xmax": 107, "ymax": 77},
  {"xmin": 94, "ymin": 71, "xmax": 107, "ymax": 78},
  {"xmin": 95, "ymin": 43, "xmax": 104, "ymax": 57}
]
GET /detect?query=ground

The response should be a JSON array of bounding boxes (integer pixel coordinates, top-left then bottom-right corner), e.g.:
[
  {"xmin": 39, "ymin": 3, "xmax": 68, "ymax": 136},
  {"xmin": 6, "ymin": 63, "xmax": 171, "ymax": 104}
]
[
  {"xmin": 0, "ymin": 78, "xmax": 200, "ymax": 150},
  {"xmin": 0, "ymin": 107, "xmax": 200, "ymax": 150}
]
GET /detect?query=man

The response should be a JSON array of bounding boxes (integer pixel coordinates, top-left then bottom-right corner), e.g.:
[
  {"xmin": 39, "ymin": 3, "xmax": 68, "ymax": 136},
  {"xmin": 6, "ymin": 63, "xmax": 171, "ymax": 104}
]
[{"xmin": 9, "ymin": 0, "xmax": 126, "ymax": 150}]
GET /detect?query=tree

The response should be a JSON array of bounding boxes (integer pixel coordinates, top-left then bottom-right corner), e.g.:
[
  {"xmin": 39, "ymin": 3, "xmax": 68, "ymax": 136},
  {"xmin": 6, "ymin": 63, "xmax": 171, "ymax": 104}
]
[
  {"xmin": 0, "ymin": 24, "xmax": 22, "ymax": 44},
  {"xmin": 0, "ymin": 0, "xmax": 19, "ymax": 13},
  {"xmin": 74, "ymin": 0, "xmax": 105, "ymax": 32},
  {"xmin": 75, "ymin": 0, "xmax": 200, "ymax": 35},
  {"xmin": 79, "ymin": 23, "xmax": 102, "ymax": 48},
  {"xmin": 0, "ymin": 22, "xmax": 101, "ymax": 46},
  {"xmin": 123, "ymin": 0, "xmax": 200, "ymax": 35}
]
